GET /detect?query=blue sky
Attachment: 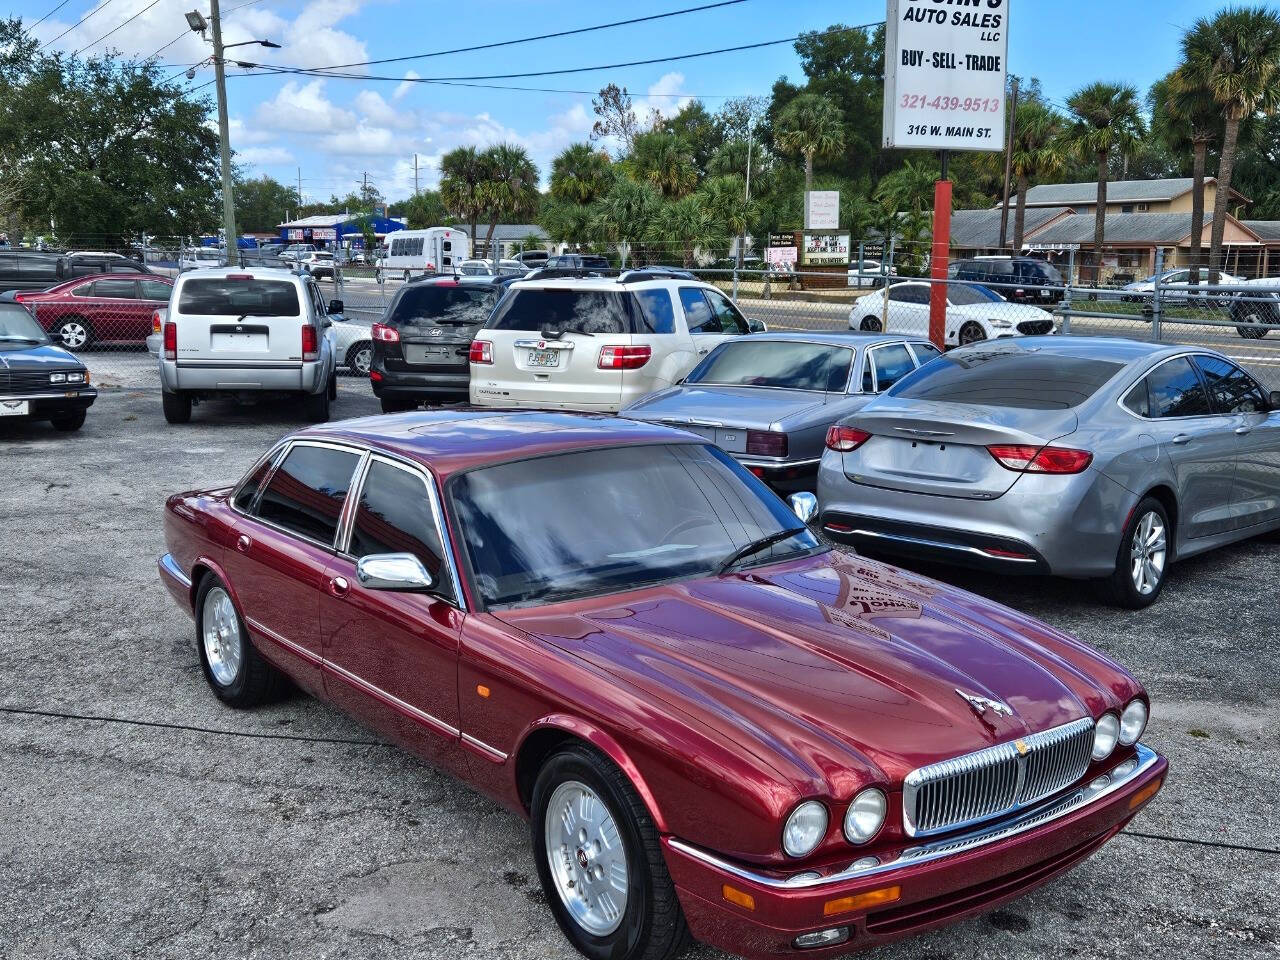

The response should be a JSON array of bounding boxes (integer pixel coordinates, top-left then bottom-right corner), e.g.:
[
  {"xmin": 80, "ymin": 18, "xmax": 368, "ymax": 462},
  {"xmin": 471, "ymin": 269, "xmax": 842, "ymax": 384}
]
[{"xmin": 10, "ymin": 0, "xmax": 1233, "ymax": 202}]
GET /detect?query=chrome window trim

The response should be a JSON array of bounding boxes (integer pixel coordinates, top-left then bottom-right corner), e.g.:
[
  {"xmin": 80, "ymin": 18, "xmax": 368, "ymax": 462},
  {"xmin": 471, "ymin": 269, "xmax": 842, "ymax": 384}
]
[
  {"xmin": 229, "ymin": 441, "xmax": 289, "ymax": 518},
  {"xmin": 668, "ymin": 743, "xmax": 1159, "ymax": 891},
  {"xmin": 863, "ymin": 341, "xmax": 920, "ymax": 394},
  {"xmin": 461, "ymin": 732, "xmax": 509, "ymax": 763},
  {"xmin": 1115, "ymin": 351, "xmax": 1231, "ymax": 423},
  {"xmin": 235, "ymin": 439, "xmax": 366, "ymax": 551}
]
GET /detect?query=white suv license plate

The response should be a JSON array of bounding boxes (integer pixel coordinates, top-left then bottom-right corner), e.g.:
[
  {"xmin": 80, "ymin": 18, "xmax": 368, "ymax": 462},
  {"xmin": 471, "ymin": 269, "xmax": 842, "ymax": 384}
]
[
  {"xmin": 212, "ymin": 332, "xmax": 267, "ymax": 351},
  {"xmin": 528, "ymin": 348, "xmax": 560, "ymax": 368},
  {"xmin": 0, "ymin": 400, "xmax": 29, "ymax": 416}
]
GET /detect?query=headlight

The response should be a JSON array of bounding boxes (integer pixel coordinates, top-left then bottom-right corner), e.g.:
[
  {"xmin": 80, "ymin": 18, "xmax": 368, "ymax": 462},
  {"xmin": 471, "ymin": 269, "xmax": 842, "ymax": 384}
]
[
  {"xmin": 1119, "ymin": 699, "xmax": 1148, "ymax": 745},
  {"xmin": 843, "ymin": 788, "xmax": 886, "ymax": 845},
  {"xmin": 782, "ymin": 801, "xmax": 828, "ymax": 858},
  {"xmin": 1092, "ymin": 713, "xmax": 1119, "ymax": 760},
  {"xmin": 990, "ymin": 319, "xmax": 1013, "ymax": 328},
  {"xmin": 67, "ymin": 371, "xmax": 85, "ymax": 383},
  {"xmin": 50, "ymin": 372, "xmax": 66, "ymax": 383}
]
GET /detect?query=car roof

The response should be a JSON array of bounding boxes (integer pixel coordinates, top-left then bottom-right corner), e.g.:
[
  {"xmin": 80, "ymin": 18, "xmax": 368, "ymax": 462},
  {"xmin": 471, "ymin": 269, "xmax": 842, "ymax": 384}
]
[
  {"xmin": 730, "ymin": 331, "xmax": 933, "ymax": 348},
  {"xmin": 177, "ymin": 266, "xmax": 300, "ymax": 279},
  {"xmin": 301, "ymin": 409, "xmax": 690, "ymax": 479},
  {"xmin": 950, "ymin": 335, "xmax": 1199, "ymax": 365},
  {"xmin": 508, "ymin": 274, "xmax": 705, "ymax": 292}
]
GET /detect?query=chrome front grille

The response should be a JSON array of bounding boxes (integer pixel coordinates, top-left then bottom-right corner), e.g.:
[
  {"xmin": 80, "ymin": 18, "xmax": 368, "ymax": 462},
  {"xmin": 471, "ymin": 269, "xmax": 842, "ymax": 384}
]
[{"xmin": 903, "ymin": 717, "xmax": 1095, "ymax": 837}]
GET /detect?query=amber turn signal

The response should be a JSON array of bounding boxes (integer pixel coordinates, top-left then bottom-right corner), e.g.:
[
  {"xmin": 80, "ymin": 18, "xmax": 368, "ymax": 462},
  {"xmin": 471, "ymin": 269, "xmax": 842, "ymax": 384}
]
[
  {"xmin": 475, "ymin": 685, "xmax": 491, "ymax": 699},
  {"xmin": 1128, "ymin": 778, "xmax": 1162, "ymax": 810},
  {"xmin": 823, "ymin": 885, "xmax": 900, "ymax": 917},
  {"xmin": 721, "ymin": 884, "xmax": 756, "ymax": 911}
]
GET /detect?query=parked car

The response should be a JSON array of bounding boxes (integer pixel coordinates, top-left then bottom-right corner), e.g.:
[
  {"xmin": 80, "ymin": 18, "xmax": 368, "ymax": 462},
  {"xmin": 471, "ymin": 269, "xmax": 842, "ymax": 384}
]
[
  {"xmin": 948, "ymin": 256, "xmax": 1063, "ymax": 304},
  {"xmin": 1121, "ymin": 267, "xmax": 1245, "ymax": 302},
  {"xmin": 818, "ymin": 337, "xmax": 1280, "ymax": 607},
  {"xmin": 158, "ymin": 410, "xmax": 1166, "ymax": 960},
  {"xmin": 278, "ymin": 243, "xmax": 316, "ymax": 265},
  {"xmin": 459, "ymin": 258, "xmax": 528, "ymax": 277},
  {"xmin": 847, "ymin": 258, "xmax": 885, "ymax": 288},
  {"xmin": 329, "ymin": 314, "xmax": 373, "ymax": 377},
  {"xmin": 377, "ymin": 228, "xmax": 469, "ymax": 281},
  {"xmin": 541, "ymin": 252, "xmax": 612, "ymax": 271},
  {"xmin": 180, "ymin": 248, "xmax": 226, "ymax": 272},
  {"xmin": 157, "ymin": 267, "xmax": 338, "ymax": 424},
  {"xmin": 624, "ymin": 332, "xmax": 941, "ymax": 491},
  {"xmin": 850, "ymin": 281, "xmax": 1056, "ymax": 346},
  {"xmin": 513, "ymin": 249, "xmax": 550, "ymax": 268},
  {"xmin": 470, "ymin": 271, "xmax": 763, "ymax": 413},
  {"xmin": 0, "ymin": 302, "xmax": 96, "ymax": 430},
  {"xmin": 13, "ymin": 274, "xmax": 172, "ymax": 349},
  {"xmin": 0, "ymin": 250, "xmax": 65, "ymax": 293},
  {"xmin": 370, "ymin": 275, "xmax": 503, "ymax": 413},
  {"xmin": 62, "ymin": 252, "xmax": 155, "ymax": 278},
  {"xmin": 1226, "ymin": 277, "xmax": 1280, "ymax": 339},
  {"xmin": 300, "ymin": 250, "xmax": 336, "ymax": 280}
]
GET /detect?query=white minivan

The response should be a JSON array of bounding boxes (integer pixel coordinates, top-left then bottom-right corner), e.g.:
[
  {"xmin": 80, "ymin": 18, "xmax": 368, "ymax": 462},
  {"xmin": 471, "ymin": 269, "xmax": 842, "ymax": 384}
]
[
  {"xmin": 158, "ymin": 267, "xmax": 338, "ymax": 424},
  {"xmin": 376, "ymin": 227, "xmax": 470, "ymax": 281}
]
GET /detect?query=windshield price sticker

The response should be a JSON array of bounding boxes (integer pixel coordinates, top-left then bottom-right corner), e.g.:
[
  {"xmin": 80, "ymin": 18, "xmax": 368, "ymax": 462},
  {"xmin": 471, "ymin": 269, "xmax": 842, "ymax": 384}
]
[{"xmin": 883, "ymin": 0, "xmax": 1009, "ymax": 152}]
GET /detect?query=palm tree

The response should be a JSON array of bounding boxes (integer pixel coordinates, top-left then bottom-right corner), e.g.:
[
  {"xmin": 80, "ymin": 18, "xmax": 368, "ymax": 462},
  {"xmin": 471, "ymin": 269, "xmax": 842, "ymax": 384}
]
[
  {"xmin": 629, "ymin": 131, "xmax": 698, "ymax": 199},
  {"xmin": 588, "ymin": 178, "xmax": 663, "ymax": 262},
  {"xmin": 874, "ymin": 159, "xmax": 941, "ymax": 274},
  {"xmin": 438, "ymin": 146, "xmax": 486, "ymax": 245},
  {"xmin": 774, "ymin": 92, "xmax": 845, "ymax": 196},
  {"xmin": 1010, "ymin": 101, "xmax": 1068, "ymax": 250},
  {"xmin": 549, "ymin": 143, "xmax": 614, "ymax": 205},
  {"xmin": 1154, "ymin": 69, "xmax": 1221, "ymax": 284},
  {"xmin": 645, "ymin": 193, "xmax": 725, "ymax": 267},
  {"xmin": 477, "ymin": 143, "xmax": 540, "ymax": 255},
  {"xmin": 1179, "ymin": 6, "xmax": 1280, "ymax": 282},
  {"xmin": 1066, "ymin": 82, "xmax": 1145, "ymax": 281}
]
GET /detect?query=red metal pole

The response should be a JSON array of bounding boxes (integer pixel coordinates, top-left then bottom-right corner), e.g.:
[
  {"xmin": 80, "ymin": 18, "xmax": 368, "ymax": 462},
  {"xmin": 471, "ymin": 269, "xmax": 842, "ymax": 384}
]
[{"xmin": 928, "ymin": 175, "xmax": 952, "ymax": 350}]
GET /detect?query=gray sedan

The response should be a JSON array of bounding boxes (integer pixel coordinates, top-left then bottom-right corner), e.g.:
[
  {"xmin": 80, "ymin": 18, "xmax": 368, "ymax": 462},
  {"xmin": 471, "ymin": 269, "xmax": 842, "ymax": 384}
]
[
  {"xmin": 817, "ymin": 337, "xmax": 1280, "ymax": 607},
  {"xmin": 622, "ymin": 331, "xmax": 941, "ymax": 491}
]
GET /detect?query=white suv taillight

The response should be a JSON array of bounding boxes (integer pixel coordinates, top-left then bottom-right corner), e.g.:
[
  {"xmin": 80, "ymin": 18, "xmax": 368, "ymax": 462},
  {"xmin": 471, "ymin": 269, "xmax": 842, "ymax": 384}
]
[
  {"xmin": 470, "ymin": 340, "xmax": 493, "ymax": 364},
  {"xmin": 598, "ymin": 344, "xmax": 651, "ymax": 370},
  {"xmin": 163, "ymin": 321, "xmax": 177, "ymax": 360},
  {"xmin": 152, "ymin": 311, "xmax": 163, "ymax": 335},
  {"xmin": 301, "ymin": 324, "xmax": 318, "ymax": 361}
]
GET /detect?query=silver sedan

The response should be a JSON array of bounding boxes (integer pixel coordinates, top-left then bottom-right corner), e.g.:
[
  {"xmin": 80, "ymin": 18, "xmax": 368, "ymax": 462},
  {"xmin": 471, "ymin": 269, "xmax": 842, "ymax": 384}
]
[{"xmin": 817, "ymin": 337, "xmax": 1280, "ymax": 607}]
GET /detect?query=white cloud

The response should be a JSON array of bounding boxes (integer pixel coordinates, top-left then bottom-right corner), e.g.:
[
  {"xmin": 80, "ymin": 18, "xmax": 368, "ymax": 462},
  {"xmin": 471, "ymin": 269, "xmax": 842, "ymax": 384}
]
[
  {"xmin": 393, "ymin": 71, "xmax": 421, "ymax": 102},
  {"xmin": 236, "ymin": 145, "xmax": 296, "ymax": 166},
  {"xmin": 255, "ymin": 79, "xmax": 356, "ymax": 134},
  {"xmin": 641, "ymin": 72, "xmax": 693, "ymax": 123}
]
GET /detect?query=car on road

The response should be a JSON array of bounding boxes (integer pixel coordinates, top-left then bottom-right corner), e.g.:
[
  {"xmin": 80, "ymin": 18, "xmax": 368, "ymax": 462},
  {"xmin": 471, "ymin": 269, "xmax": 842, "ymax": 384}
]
[
  {"xmin": 370, "ymin": 275, "xmax": 503, "ymax": 412},
  {"xmin": 624, "ymin": 332, "xmax": 941, "ymax": 491},
  {"xmin": 14, "ymin": 274, "xmax": 173, "ymax": 349},
  {"xmin": 948, "ymin": 256, "xmax": 1064, "ymax": 304},
  {"xmin": 157, "ymin": 409, "xmax": 1166, "ymax": 960},
  {"xmin": 850, "ymin": 280, "xmax": 1057, "ymax": 346},
  {"xmin": 0, "ymin": 302, "xmax": 96, "ymax": 430},
  {"xmin": 157, "ymin": 267, "xmax": 338, "ymax": 424},
  {"xmin": 847, "ymin": 258, "xmax": 885, "ymax": 288},
  {"xmin": 1226, "ymin": 277, "xmax": 1280, "ymax": 339},
  {"xmin": 1121, "ymin": 267, "xmax": 1244, "ymax": 303},
  {"xmin": 470, "ymin": 270, "xmax": 763, "ymax": 412},
  {"xmin": 817, "ymin": 337, "xmax": 1280, "ymax": 608}
]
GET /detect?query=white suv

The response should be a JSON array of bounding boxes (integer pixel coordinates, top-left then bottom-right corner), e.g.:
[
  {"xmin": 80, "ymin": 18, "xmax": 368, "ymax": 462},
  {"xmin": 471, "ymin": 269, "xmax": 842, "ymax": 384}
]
[
  {"xmin": 469, "ymin": 269, "xmax": 764, "ymax": 412},
  {"xmin": 158, "ymin": 267, "xmax": 338, "ymax": 424}
]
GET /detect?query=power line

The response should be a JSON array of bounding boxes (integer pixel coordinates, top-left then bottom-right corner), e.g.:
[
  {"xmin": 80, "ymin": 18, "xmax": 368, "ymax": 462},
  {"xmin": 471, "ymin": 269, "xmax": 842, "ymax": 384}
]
[
  {"xmin": 28, "ymin": 0, "xmax": 74, "ymax": 29},
  {"xmin": 74, "ymin": 0, "xmax": 165, "ymax": 57},
  {"xmin": 39, "ymin": 0, "xmax": 120, "ymax": 49}
]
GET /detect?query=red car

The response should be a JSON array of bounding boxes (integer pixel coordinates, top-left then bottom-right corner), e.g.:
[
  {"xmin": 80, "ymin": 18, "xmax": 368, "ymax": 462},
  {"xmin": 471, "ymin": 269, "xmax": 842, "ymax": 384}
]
[
  {"xmin": 15, "ymin": 273, "xmax": 173, "ymax": 349},
  {"xmin": 158, "ymin": 411, "xmax": 1166, "ymax": 960}
]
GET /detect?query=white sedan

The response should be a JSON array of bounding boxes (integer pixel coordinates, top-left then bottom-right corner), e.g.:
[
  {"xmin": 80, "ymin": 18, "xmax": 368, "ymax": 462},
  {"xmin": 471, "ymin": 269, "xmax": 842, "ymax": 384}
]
[
  {"xmin": 1122, "ymin": 268, "xmax": 1243, "ymax": 302},
  {"xmin": 849, "ymin": 281, "xmax": 1057, "ymax": 346}
]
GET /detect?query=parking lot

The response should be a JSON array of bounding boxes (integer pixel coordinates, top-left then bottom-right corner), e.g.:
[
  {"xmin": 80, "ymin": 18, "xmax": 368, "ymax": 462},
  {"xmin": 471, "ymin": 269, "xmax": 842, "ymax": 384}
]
[{"xmin": 1, "ymin": 389, "xmax": 1278, "ymax": 959}]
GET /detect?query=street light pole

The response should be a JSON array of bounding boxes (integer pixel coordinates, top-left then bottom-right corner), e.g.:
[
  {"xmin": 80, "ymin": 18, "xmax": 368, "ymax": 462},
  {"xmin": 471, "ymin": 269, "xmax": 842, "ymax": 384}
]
[{"xmin": 208, "ymin": 0, "xmax": 237, "ymax": 262}]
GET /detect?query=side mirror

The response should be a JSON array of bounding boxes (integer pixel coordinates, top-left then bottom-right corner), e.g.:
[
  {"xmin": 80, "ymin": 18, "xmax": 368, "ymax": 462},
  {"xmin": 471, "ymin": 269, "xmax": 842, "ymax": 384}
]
[
  {"xmin": 328, "ymin": 299, "xmax": 344, "ymax": 315},
  {"xmin": 747, "ymin": 317, "xmax": 767, "ymax": 334},
  {"xmin": 356, "ymin": 553, "xmax": 434, "ymax": 591},
  {"xmin": 788, "ymin": 491, "xmax": 818, "ymax": 524}
]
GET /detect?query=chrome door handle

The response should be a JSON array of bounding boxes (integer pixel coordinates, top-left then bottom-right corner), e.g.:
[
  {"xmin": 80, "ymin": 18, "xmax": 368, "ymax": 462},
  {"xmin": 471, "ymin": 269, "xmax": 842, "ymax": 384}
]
[
  {"xmin": 1235, "ymin": 426, "xmax": 1252, "ymax": 435},
  {"xmin": 328, "ymin": 576, "xmax": 349, "ymax": 597},
  {"xmin": 236, "ymin": 535, "xmax": 251, "ymax": 553},
  {"xmin": 1170, "ymin": 434, "xmax": 1192, "ymax": 445}
]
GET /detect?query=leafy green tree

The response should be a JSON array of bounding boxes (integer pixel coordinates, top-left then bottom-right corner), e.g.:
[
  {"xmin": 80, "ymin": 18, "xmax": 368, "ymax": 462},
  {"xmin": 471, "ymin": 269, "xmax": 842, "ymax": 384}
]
[
  {"xmin": 477, "ymin": 143, "xmax": 540, "ymax": 253},
  {"xmin": 1066, "ymin": 82, "xmax": 1145, "ymax": 278},
  {"xmin": 1179, "ymin": 5, "xmax": 1280, "ymax": 280},
  {"xmin": 774, "ymin": 92, "xmax": 845, "ymax": 196},
  {"xmin": 1153, "ymin": 69, "xmax": 1221, "ymax": 282},
  {"xmin": 591, "ymin": 83, "xmax": 642, "ymax": 153},
  {"xmin": 439, "ymin": 146, "xmax": 486, "ymax": 245},
  {"xmin": 874, "ymin": 159, "xmax": 941, "ymax": 270},
  {"xmin": 588, "ymin": 178, "xmax": 663, "ymax": 262},
  {"xmin": 1010, "ymin": 102, "xmax": 1069, "ymax": 249},
  {"xmin": 234, "ymin": 175, "xmax": 300, "ymax": 234},
  {"xmin": 645, "ymin": 193, "xmax": 725, "ymax": 267},
  {"xmin": 550, "ymin": 144, "xmax": 614, "ymax": 205},
  {"xmin": 654, "ymin": 101, "xmax": 723, "ymax": 176},
  {"xmin": 629, "ymin": 130, "xmax": 698, "ymax": 199},
  {"xmin": 398, "ymin": 189, "xmax": 453, "ymax": 229},
  {"xmin": 1229, "ymin": 112, "xmax": 1280, "ymax": 219}
]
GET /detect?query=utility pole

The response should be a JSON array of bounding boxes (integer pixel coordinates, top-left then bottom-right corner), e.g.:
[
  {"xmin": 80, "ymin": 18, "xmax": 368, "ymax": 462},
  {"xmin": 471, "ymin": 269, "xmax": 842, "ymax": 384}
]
[
  {"xmin": 297, "ymin": 167, "xmax": 303, "ymax": 203},
  {"xmin": 414, "ymin": 154, "xmax": 419, "ymax": 195},
  {"xmin": 209, "ymin": 0, "xmax": 237, "ymax": 261},
  {"xmin": 998, "ymin": 77, "xmax": 1019, "ymax": 251}
]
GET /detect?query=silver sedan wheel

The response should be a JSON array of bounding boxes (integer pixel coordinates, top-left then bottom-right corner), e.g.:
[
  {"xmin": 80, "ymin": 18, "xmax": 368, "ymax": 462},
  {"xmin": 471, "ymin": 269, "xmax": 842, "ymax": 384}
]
[
  {"xmin": 1129, "ymin": 511, "xmax": 1167, "ymax": 596},
  {"xmin": 544, "ymin": 780, "xmax": 628, "ymax": 937},
  {"xmin": 202, "ymin": 586, "xmax": 243, "ymax": 687},
  {"xmin": 59, "ymin": 320, "xmax": 89, "ymax": 349},
  {"xmin": 348, "ymin": 343, "xmax": 372, "ymax": 376}
]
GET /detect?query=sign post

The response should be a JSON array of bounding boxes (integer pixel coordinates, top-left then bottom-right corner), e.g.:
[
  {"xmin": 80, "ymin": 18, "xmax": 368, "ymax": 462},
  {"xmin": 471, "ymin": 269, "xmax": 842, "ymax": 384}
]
[{"xmin": 882, "ymin": 0, "xmax": 1008, "ymax": 349}]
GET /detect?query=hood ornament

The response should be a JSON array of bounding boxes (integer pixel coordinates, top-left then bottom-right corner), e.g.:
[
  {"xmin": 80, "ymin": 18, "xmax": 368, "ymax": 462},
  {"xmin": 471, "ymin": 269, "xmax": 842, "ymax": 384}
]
[{"xmin": 956, "ymin": 689, "xmax": 1014, "ymax": 718}]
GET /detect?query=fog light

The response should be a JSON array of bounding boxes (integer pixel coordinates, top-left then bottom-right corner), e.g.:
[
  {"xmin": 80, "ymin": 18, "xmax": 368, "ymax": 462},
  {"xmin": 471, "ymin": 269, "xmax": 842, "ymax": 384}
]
[
  {"xmin": 1089, "ymin": 776, "xmax": 1111, "ymax": 791},
  {"xmin": 850, "ymin": 856, "xmax": 880, "ymax": 872},
  {"xmin": 784, "ymin": 871, "xmax": 822, "ymax": 886},
  {"xmin": 794, "ymin": 927, "xmax": 849, "ymax": 949},
  {"xmin": 1113, "ymin": 757, "xmax": 1138, "ymax": 779}
]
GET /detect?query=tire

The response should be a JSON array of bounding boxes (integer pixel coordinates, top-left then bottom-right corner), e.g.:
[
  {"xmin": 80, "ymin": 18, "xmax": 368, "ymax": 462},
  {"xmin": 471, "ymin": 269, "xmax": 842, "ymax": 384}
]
[
  {"xmin": 194, "ymin": 573, "xmax": 286, "ymax": 707},
  {"xmin": 959, "ymin": 321, "xmax": 987, "ymax": 346},
  {"xmin": 56, "ymin": 316, "xmax": 92, "ymax": 350},
  {"xmin": 162, "ymin": 390, "xmax": 192, "ymax": 424},
  {"xmin": 1232, "ymin": 303, "xmax": 1275, "ymax": 339},
  {"xmin": 1098, "ymin": 497, "xmax": 1171, "ymax": 609},
  {"xmin": 859, "ymin": 316, "xmax": 883, "ymax": 332},
  {"xmin": 50, "ymin": 410, "xmax": 86, "ymax": 431},
  {"xmin": 380, "ymin": 396, "xmax": 415, "ymax": 415},
  {"xmin": 345, "ymin": 341, "xmax": 372, "ymax": 377},
  {"xmin": 303, "ymin": 386, "xmax": 330, "ymax": 422},
  {"xmin": 328, "ymin": 367, "xmax": 338, "ymax": 401},
  {"xmin": 531, "ymin": 743, "xmax": 690, "ymax": 960}
]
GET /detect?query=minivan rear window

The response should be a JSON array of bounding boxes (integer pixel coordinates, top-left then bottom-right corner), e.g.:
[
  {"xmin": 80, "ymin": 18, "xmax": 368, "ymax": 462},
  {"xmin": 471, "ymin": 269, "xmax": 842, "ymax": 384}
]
[
  {"xmin": 388, "ymin": 284, "xmax": 496, "ymax": 332},
  {"xmin": 178, "ymin": 278, "xmax": 300, "ymax": 315},
  {"xmin": 888, "ymin": 346, "xmax": 1123, "ymax": 409},
  {"xmin": 488, "ymin": 288, "xmax": 640, "ymax": 335}
]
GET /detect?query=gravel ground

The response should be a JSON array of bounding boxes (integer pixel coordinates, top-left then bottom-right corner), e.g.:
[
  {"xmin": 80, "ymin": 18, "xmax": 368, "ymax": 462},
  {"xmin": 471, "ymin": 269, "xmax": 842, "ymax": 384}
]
[{"xmin": 1, "ymin": 389, "xmax": 1278, "ymax": 960}]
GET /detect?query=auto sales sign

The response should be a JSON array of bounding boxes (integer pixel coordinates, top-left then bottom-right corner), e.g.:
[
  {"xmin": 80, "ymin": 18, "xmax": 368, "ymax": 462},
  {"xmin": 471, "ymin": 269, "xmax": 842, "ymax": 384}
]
[{"xmin": 882, "ymin": 0, "xmax": 1009, "ymax": 152}]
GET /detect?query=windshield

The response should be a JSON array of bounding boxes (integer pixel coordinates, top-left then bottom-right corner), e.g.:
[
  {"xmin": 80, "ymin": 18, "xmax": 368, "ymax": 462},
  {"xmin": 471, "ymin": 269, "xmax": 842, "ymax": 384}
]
[
  {"xmin": 388, "ymin": 284, "xmax": 496, "ymax": 332},
  {"xmin": 487, "ymin": 288, "xmax": 640, "ymax": 335},
  {"xmin": 949, "ymin": 284, "xmax": 1003, "ymax": 305},
  {"xmin": 687, "ymin": 340, "xmax": 853, "ymax": 391},
  {"xmin": 0, "ymin": 304, "xmax": 48, "ymax": 342},
  {"xmin": 177, "ymin": 278, "xmax": 301, "ymax": 316},
  {"xmin": 450, "ymin": 443, "xmax": 822, "ymax": 609}
]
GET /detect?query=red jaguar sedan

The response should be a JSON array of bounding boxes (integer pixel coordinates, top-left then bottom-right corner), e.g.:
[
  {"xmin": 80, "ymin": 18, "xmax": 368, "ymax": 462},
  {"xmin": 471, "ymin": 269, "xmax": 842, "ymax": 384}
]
[
  {"xmin": 15, "ymin": 273, "xmax": 173, "ymax": 348},
  {"xmin": 158, "ymin": 411, "xmax": 1166, "ymax": 960}
]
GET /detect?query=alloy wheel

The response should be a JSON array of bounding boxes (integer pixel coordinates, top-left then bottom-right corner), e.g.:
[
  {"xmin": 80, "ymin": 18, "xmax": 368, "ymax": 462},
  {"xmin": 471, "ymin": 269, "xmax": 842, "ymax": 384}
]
[
  {"xmin": 59, "ymin": 321, "xmax": 89, "ymax": 349},
  {"xmin": 202, "ymin": 586, "xmax": 243, "ymax": 686},
  {"xmin": 959, "ymin": 322, "xmax": 986, "ymax": 346},
  {"xmin": 349, "ymin": 344, "xmax": 372, "ymax": 376},
  {"xmin": 1129, "ymin": 511, "xmax": 1167, "ymax": 596},
  {"xmin": 543, "ymin": 780, "xmax": 629, "ymax": 937}
]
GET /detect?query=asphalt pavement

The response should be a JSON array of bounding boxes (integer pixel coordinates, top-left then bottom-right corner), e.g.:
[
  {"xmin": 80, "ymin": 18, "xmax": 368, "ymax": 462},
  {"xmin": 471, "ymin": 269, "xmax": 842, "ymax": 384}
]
[{"xmin": 1, "ymin": 390, "xmax": 1278, "ymax": 960}]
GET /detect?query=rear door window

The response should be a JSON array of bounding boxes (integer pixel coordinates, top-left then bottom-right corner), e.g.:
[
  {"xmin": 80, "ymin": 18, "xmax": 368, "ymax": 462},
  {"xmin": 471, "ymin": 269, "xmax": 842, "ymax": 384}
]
[
  {"xmin": 140, "ymin": 279, "xmax": 172, "ymax": 301},
  {"xmin": 1144, "ymin": 357, "xmax": 1213, "ymax": 418},
  {"xmin": 488, "ymin": 288, "xmax": 637, "ymax": 335},
  {"xmin": 889, "ymin": 346, "xmax": 1124, "ymax": 409},
  {"xmin": 1192, "ymin": 355, "xmax": 1267, "ymax": 414},
  {"xmin": 93, "ymin": 278, "xmax": 138, "ymax": 299},
  {"xmin": 349, "ymin": 458, "xmax": 451, "ymax": 599},
  {"xmin": 178, "ymin": 278, "xmax": 301, "ymax": 316},
  {"xmin": 254, "ymin": 444, "xmax": 361, "ymax": 546},
  {"xmin": 864, "ymin": 343, "xmax": 916, "ymax": 392},
  {"xmin": 889, "ymin": 284, "xmax": 929, "ymax": 304},
  {"xmin": 633, "ymin": 289, "xmax": 676, "ymax": 334}
]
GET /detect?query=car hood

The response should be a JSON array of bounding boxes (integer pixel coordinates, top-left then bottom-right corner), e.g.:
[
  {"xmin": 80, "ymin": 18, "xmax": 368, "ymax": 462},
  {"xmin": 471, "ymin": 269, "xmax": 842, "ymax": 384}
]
[
  {"xmin": 624, "ymin": 385, "xmax": 832, "ymax": 430},
  {"xmin": 495, "ymin": 552, "xmax": 1131, "ymax": 793},
  {"xmin": 0, "ymin": 341, "xmax": 82, "ymax": 365}
]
